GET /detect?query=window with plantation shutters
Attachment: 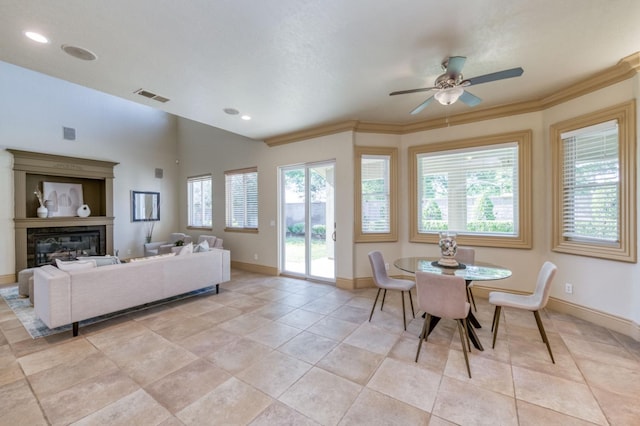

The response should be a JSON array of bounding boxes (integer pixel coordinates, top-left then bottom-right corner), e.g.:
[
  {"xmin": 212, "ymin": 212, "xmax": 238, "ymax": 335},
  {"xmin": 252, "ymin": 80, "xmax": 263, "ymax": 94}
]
[
  {"xmin": 551, "ymin": 101, "xmax": 636, "ymax": 262},
  {"xmin": 187, "ymin": 175, "xmax": 212, "ymax": 228},
  {"xmin": 560, "ymin": 120, "xmax": 619, "ymax": 243},
  {"xmin": 355, "ymin": 146, "xmax": 397, "ymax": 242},
  {"xmin": 362, "ymin": 154, "xmax": 390, "ymax": 232},
  {"xmin": 225, "ymin": 167, "xmax": 258, "ymax": 231},
  {"xmin": 409, "ymin": 131, "xmax": 532, "ymax": 248},
  {"xmin": 417, "ymin": 143, "xmax": 519, "ymax": 235}
]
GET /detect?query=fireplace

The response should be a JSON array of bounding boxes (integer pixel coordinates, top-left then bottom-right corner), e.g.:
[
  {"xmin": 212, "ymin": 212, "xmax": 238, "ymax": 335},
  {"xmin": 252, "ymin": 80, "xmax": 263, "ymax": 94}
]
[
  {"xmin": 27, "ymin": 226, "xmax": 106, "ymax": 267},
  {"xmin": 10, "ymin": 150, "xmax": 118, "ymax": 274}
]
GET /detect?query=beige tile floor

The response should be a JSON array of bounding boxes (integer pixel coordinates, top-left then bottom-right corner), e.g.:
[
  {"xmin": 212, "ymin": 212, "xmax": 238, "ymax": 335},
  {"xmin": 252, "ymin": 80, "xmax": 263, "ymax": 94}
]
[{"xmin": 1, "ymin": 270, "xmax": 639, "ymax": 425}]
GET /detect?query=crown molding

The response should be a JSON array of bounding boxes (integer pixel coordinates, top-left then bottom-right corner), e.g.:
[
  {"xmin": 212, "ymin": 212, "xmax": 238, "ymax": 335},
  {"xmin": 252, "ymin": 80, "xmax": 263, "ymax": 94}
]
[
  {"xmin": 265, "ymin": 120, "xmax": 359, "ymax": 147},
  {"xmin": 263, "ymin": 52, "xmax": 640, "ymax": 146}
]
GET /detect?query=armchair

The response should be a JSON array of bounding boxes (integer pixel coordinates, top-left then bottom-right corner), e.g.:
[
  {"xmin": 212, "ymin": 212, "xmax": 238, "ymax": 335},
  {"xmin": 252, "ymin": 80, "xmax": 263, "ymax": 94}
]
[
  {"xmin": 144, "ymin": 232, "xmax": 193, "ymax": 256},
  {"xmin": 197, "ymin": 235, "xmax": 223, "ymax": 249}
]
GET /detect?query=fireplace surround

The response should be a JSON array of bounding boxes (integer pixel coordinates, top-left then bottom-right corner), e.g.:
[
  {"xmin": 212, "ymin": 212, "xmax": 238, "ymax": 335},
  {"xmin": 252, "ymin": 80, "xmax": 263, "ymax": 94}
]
[{"xmin": 9, "ymin": 149, "xmax": 118, "ymax": 273}]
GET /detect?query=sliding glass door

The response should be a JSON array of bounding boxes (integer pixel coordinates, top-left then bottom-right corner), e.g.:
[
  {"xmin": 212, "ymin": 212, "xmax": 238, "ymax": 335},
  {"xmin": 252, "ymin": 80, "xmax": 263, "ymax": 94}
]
[{"xmin": 280, "ymin": 161, "xmax": 335, "ymax": 281}]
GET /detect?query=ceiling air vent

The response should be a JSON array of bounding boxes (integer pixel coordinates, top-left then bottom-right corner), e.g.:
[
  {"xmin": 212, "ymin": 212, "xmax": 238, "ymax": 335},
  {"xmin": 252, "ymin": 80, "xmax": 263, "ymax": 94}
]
[{"xmin": 134, "ymin": 89, "xmax": 170, "ymax": 103}]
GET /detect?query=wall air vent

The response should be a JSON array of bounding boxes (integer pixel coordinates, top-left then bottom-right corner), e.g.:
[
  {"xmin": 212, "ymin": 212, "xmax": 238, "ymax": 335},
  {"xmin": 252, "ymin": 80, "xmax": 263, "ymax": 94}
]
[{"xmin": 134, "ymin": 89, "xmax": 170, "ymax": 103}]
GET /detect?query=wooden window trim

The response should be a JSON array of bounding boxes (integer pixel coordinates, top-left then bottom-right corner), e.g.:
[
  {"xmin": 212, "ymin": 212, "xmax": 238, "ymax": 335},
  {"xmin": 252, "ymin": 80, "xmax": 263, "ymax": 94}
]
[
  {"xmin": 354, "ymin": 146, "xmax": 398, "ymax": 242},
  {"xmin": 409, "ymin": 130, "xmax": 532, "ymax": 249},
  {"xmin": 551, "ymin": 100, "xmax": 636, "ymax": 262}
]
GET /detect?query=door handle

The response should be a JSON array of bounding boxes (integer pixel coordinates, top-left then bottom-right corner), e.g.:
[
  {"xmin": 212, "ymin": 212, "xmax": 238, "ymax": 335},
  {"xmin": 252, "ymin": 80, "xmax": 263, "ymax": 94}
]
[{"xmin": 331, "ymin": 231, "xmax": 336, "ymax": 241}]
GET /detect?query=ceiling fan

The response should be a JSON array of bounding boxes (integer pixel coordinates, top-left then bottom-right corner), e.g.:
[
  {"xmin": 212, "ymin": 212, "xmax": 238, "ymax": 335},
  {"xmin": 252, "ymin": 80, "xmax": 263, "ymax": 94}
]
[{"xmin": 389, "ymin": 56, "xmax": 523, "ymax": 115}]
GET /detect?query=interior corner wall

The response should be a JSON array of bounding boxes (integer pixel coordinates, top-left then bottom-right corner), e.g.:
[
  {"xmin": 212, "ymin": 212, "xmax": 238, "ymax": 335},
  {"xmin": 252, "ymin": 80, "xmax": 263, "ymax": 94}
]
[
  {"xmin": 0, "ymin": 61, "xmax": 180, "ymax": 276},
  {"xmin": 177, "ymin": 122, "xmax": 355, "ymax": 280},
  {"xmin": 175, "ymin": 117, "xmax": 267, "ymax": 254},
  {"xmin": 541, "ymin": 78, "xmax": 638, "ymax": 325}
]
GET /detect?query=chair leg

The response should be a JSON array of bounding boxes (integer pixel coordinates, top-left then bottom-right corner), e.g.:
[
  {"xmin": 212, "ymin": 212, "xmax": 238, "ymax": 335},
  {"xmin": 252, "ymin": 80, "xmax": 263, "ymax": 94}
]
[
  {"xmin": 408, "ymin": 290, "xmax": 415, "ymax": 318},
  {"xmin": 401, "ymin": 291, "xmax": 407, "ymax": 331},
  {"xmin": 380, "ymin": 289, "xmax": 387, "ymax": 311},
  {"xmin": 467, "ymin": 287, "xmax": 477, "ymax": 312},
  {"xmin": 415, "ymin": 314, "xmax": 431, "ymax": 362},
  {"xmin": 462, "ymin": 317, "xmax": 471, "ymax": 353},
  {"xmin": 533, "ymin": 310, "xmax": 555, "ymax": 364},
  {"xmin": 457, "ymin": 319, "xmax": 472, "ymax": 378},
  {"xmin": 491, "ymin": 305, "xmax": 498, "ymax": 332},
  {"xmin": 369, "ymin": 288, "xmax": 381, "ymax": 322},
  {"xmin": 492, "ymin": 306, "xmax": 502, "ymax": 349}
]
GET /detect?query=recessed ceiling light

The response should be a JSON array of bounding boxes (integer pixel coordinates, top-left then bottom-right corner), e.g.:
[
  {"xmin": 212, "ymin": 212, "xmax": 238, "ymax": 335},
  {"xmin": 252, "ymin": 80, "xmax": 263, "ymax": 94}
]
[
  {"xmin": 223, "ymin": 108, "xmax": 239, "ymax": 115},
  {"xmin": 25, "ymin": 31, "xmax": 49, "ymax": 44},
  {"xmin": 241, "ymin": 115, "xmax": 251, "ymax": 121}
]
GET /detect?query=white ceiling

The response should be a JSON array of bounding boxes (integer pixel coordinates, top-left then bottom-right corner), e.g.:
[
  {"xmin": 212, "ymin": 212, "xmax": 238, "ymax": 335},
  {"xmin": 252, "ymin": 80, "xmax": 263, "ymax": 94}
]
[{"xmin": 1, "ymin": 0, "xmax": 639, "ymax": 141}]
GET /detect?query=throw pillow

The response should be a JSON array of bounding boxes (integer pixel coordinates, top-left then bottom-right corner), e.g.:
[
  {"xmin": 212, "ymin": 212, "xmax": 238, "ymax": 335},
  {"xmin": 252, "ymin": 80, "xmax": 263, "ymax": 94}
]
[
  {"xmin": 177, "ymin": 242, "xmax": 193, "ymax": 255},
  {"xmin": 194, "ymin": 239, "xmax": 210, "ymax": 253},
  {"xmin": 55, "ymin": 259, "xmax": 98, "ymax": 271}
]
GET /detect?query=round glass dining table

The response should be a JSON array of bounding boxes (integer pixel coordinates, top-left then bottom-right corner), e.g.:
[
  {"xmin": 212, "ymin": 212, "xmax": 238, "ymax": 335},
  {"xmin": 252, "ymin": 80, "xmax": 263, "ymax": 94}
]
[
  {"xmin": 393, "ymin": 257, "xmax": 512, "ymax": 281},
  {"xmin": 393, "ymin": 257, "xmax": 512, "ymax": 351}
]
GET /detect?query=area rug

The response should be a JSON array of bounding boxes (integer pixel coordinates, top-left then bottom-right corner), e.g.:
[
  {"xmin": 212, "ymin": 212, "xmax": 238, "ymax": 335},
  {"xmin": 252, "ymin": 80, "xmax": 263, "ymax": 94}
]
[{"xmin": 0, "ymin": 285, "xmax": 215, "ymax": 339}]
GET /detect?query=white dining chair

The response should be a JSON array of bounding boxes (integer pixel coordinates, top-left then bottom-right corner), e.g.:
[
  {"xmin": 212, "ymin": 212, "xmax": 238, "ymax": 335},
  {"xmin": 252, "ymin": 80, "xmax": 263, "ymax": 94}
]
[
  {"xmin": 368, "ymin": 251, "xmax": 415, "ymax": 330},
  {"xmin": 489, "ymin": 261, "xmax": 558, "ymax": 363},
  {"xmin": 415, "ymin": 270, "xmax": 472, "ymax": 378},
  {"xmin": 454, "ymin": 247, "xmax": 476, "ymax": 311}
]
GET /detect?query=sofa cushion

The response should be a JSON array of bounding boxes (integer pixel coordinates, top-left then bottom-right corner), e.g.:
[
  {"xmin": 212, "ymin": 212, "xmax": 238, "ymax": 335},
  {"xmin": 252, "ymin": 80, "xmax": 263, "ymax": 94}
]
[
  {"xmin": 55, "ymin": 259, "xmax": 97, "ymax": 271},
  {"xmin": 76, "ymin": 255, "xmax": 121, "ymax": 267},
  {"xmin": 129, "ymin": 252, "xmax": 176, "ymax": 262}
]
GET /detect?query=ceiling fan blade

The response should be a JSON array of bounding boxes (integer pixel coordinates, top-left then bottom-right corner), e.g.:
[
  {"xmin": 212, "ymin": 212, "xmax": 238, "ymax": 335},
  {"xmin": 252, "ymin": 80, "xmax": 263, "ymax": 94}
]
[
  {"xmin": 410, "ymin": 96, "xmax": 435, "ymax": 115},
  {"xmin": 445, "ymin": 56, "xmax": 466, "ymax": 75},
  {"xmin": 459, "ymin": 90, "xmax": 482, "ymax": 107},
  {"xmin": 389, "ymin": 86, "xmax": 436, "ymax": 96},
  {"xmin": 463, "ymin": 67, "xmax": 524, "ymax": 86}
]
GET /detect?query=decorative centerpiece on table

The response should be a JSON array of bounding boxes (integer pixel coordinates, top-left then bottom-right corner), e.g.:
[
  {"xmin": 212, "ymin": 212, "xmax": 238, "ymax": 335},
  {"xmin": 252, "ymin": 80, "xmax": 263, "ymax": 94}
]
[
  {"xmin": 34, "ymin": 188, "xmax": 48, "ymax": 218},
  {"xmin": 437, "ymin": 231, "xmax": 459, "ymax": 267}
]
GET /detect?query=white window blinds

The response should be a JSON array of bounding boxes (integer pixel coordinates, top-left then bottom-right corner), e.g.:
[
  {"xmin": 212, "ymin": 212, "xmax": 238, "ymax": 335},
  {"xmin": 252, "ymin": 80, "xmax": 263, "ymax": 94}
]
[
  {"xmin": 417, "ymin": 142, "xmax": 518, "ymax": 235},
  {"xmin": 560, "ymin": 120, "xmax": 619, "ymax": 243},
  {"xmin": 187, "ymin": 175, "xmax": 212, "ymax": 227},
  {"xmin": 361, "ymin": 154, "xmax": 391, "ymax": 233},
  {"xmin": 225, "ymin": 168, "xmax": 258, "ymax": 229}
]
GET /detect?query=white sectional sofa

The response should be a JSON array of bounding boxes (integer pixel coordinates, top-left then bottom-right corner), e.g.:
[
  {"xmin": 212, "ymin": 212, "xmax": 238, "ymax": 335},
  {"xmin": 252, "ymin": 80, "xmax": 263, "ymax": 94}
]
[{"xmin": 34, "ymin": 248, "xmax": 230, "ymax": 336}]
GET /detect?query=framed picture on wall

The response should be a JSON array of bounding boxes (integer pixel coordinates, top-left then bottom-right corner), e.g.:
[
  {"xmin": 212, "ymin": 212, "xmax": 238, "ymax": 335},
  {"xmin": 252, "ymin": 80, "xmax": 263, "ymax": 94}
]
[{"xmin": 43, "ymin": 182, "xmax": 83, "ymax": 217}]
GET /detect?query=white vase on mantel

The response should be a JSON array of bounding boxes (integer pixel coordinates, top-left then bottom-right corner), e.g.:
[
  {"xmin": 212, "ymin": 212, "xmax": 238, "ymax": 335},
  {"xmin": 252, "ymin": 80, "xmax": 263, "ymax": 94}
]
[
  {"xmin": 36, "ymin": 205, "xmax": 48, "ymax": 218},
  {"xmin": 77, "ymin": 204, "xmax": 91, "ymax": 217}
]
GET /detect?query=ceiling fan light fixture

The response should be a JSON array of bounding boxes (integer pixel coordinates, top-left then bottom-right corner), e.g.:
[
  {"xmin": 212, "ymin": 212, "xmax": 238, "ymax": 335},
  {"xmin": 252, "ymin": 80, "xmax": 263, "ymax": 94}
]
[{"xmin": 434, "ymin": 87, "xmax": 464, "ymax": 105}]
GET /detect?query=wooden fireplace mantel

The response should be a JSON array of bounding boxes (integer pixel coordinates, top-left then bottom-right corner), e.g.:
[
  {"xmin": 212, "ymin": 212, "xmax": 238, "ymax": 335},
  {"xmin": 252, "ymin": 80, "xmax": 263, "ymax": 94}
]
[{"xmin": 8, "ymin": 149, "xmax": 119, "ymax": 272}]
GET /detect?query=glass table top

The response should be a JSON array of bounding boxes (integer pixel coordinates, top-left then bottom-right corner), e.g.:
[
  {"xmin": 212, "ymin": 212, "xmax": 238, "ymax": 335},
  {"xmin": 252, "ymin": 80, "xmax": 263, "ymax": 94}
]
[{"xmin": 393, "ymin": 257, "xmax": 512, "ymax": 281}]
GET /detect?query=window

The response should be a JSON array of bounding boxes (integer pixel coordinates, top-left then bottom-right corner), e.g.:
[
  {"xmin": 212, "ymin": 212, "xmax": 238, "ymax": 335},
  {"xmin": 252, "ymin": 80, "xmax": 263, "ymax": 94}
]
[
  {"xmin": 551, "ymin": 101, "xmax": 636, "ymax": 262},
  {"xmin": 409, "ymin": 131, "xmax": 532, "ymax": 248},
  {"xmin": 355, "ymin": 146, "xmax": 397, "ymax": 242},
  {"xmin": 187, "ymin": 175, "xmax": 212, "ymax": 228},
  {"xmin": 225, "ymin": 167, "xmax": 258, "ymax": 231}
]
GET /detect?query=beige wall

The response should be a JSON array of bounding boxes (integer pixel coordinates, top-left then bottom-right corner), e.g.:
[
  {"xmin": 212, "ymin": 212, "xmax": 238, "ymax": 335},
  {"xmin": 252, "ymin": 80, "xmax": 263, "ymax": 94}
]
[
  {"xmin": 176, "ymin": 120, "xmax": 355, "ymax": 280},
  {"xmin": 0, "ymin": 61, "xmax": 181, "ymax": 273},
  {"xmin": 350, "ymin": 79, "xmax": 639, "ymax": 332},
  {"xmin": 1, "ymin": 59, "xmax": 637, "ymax": 335}
]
